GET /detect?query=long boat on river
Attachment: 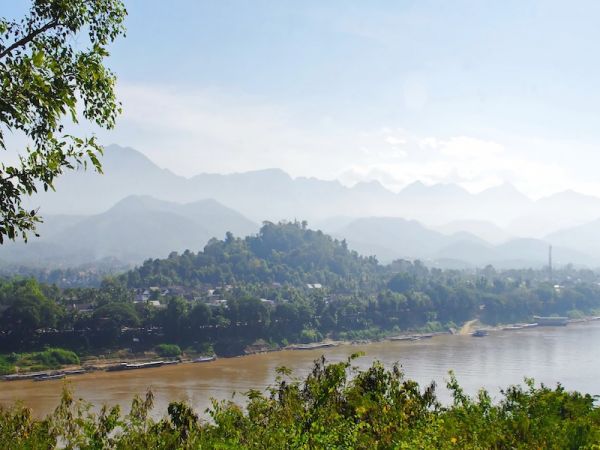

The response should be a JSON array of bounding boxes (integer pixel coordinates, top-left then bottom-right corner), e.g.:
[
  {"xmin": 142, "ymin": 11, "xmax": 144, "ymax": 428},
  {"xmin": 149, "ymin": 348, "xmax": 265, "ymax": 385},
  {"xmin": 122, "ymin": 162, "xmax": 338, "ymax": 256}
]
[
  {"xmin": 106, "ymin": 361, "xmax": 166, "ymax": 371},
  {"xmin": 287, "ymin": 342, "xmax": 337, "ymax": 350},
  {"xmin": 62, "ymin": 369, "xmax": 87, "ymax": 376},
  {"xmin": 2, "ymin": 371, "xmax": 51, "ymax": 381},
  {"xmin": 193, "ymin": 355, "xmax": 216, "ymax": 363},
  {"xmin": 33, "ymin": 373, "xmax": 66, "ymax": 382},
  {"xmin": 533, "ymin": 316, "xmax": 568, "ymax": 326},
  {"xmin": 3, "ymin": 368, "xmax": 88, "ymax": 381},
  {"xmin": 389, "ymin": 332, "xmax": 442, "ymax": 342},
  {"xmin": 388, "ymin": 335, "xmax": 416, "ymax": 341}
]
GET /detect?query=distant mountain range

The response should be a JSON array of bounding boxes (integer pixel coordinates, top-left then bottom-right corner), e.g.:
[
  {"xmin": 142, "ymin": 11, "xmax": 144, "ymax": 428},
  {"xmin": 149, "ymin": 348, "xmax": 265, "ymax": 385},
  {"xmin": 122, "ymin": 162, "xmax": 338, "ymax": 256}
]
[
  {"xmin": 8, "ymin": 144, "xmax": 600, "ymax": 269},
  {"xmin": 545, "ymin": 219, "xmax": 600, "ymax": 259},
  {"xmin": 25, "ymin": 144, "xmax": 600, "ymax": 234},
  {"xmin": 330, "ymin": 217, "xmax": 594, "ymax": 268},
  {"xmin": 1, "ymin": 196, "xmax": 256, "ymax": 266},
  {"xmin": 331, "ymin": 217, "xmax": 488, "ymax": 263},
  {"xmin": 434, "ymin": 220, "xmax": 514, "ymax": 245}
]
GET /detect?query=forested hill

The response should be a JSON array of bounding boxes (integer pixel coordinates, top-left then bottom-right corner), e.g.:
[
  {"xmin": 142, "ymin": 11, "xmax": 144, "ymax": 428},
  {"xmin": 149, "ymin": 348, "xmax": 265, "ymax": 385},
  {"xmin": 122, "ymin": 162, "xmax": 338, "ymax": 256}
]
[{"xmin": 121, "ymin": 221, "xmax": 381, "ymax": 288}]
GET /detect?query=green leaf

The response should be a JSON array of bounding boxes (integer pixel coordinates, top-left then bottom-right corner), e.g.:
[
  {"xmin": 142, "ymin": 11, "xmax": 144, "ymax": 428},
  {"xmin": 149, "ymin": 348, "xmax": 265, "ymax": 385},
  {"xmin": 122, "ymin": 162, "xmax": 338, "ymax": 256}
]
[{"xmin": 32, "ymin": 51, "xmax": 44, "ymax": 67}]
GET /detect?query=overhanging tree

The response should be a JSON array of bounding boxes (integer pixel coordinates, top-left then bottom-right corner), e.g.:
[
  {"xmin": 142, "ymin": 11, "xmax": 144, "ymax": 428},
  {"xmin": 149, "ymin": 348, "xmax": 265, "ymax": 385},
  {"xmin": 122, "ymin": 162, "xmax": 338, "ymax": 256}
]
[{"xmin": 0, "ymin": 0, "xmax": 127, "ymax": 243}]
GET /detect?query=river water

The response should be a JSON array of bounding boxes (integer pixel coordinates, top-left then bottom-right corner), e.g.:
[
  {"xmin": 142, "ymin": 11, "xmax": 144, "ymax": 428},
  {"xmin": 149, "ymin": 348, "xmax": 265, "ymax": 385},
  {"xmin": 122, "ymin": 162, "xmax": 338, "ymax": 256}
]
[{"xmin": 1, "ymin": 321, "xmax": 599, "ymax": 418}]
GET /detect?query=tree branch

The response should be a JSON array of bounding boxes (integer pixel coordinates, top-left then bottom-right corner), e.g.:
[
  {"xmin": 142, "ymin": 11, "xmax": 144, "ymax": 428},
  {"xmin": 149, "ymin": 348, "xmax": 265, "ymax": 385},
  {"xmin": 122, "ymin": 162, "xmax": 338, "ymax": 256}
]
[{"xmin": 0, "ymin": 20, "xmax": 59, "ymax": 60}]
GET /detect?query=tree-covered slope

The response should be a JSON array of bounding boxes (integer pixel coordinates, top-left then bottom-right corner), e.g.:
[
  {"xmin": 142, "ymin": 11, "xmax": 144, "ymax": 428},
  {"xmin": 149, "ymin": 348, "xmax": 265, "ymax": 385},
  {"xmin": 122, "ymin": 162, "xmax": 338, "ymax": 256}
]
[{"xmin": 122, "ymin": 221, "xmax": 380, "ymax": 288}]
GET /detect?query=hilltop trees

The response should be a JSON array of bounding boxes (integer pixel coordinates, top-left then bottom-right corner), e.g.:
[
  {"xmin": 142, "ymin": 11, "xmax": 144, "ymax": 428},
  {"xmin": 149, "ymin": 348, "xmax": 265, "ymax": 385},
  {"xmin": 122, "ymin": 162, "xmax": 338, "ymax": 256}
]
[
  {"xmin": 0, "ymin": 0, "xmax": 127, "ymax": 243},
  {"xmin": 123, "ymin": 221, "xmax": 381, "ymax": 288}
]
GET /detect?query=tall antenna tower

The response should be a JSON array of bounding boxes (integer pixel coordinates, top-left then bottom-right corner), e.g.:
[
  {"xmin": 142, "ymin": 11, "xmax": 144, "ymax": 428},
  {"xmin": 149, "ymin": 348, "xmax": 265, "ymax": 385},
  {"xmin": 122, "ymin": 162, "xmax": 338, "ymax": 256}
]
[{"xmin": 548, "ymin": 245, "xmax": 553, "ymax": 283}]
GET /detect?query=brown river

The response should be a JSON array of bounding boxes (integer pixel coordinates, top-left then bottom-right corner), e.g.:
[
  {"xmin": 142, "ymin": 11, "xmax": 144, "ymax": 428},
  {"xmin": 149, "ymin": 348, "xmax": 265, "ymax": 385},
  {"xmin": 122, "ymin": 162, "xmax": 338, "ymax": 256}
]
[{"xmin": 1, "ymin": 321, "xmax": 599, "ymax": 418}]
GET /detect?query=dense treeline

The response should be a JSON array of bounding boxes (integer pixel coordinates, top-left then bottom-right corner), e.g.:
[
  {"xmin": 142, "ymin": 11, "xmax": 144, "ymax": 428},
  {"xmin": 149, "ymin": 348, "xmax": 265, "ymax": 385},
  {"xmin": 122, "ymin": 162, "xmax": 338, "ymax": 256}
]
[
  {"xmin": 0, "ymin": 261, "xmax": 131, "ymax": 288},
  {"xmin": 1, "ymin": 357, "xmax": 599, "ymax": 449},
  {"xmin": 1, "ymin": 222, "xmax": 600, "ymax": 359}
]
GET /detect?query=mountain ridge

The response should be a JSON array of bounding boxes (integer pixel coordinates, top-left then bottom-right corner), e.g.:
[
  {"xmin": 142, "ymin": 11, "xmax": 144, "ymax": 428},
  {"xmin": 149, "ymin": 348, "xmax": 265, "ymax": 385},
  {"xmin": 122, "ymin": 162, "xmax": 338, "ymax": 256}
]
[
  {"xmin": 26, "ymin": 144, "xmax": 600, "ymax": 232},
  {"xmin": 16, "ymin": 144, "xmax": 600, "ymax": 267},
  {"xmin": 1, "ymin": 195, "xmax": 257, "ymax": 267}
]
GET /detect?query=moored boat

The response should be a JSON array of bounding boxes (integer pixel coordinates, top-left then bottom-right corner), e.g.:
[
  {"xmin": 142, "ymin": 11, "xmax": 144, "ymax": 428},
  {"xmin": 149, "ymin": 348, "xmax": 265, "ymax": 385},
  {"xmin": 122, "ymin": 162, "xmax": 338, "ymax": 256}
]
[
  {"xmin": 502, "ymin": 325, "xmax": 523, "ymax": 330},
  {"xmin": 124, "ymin": 361, "xmax": 164, "ymax": 370},
  {"xmin": 388, "ymin": 335, "xmax": 414, "ymax": 341},
  {"xmin": 106, "ymin": 361, "xmax": 165, "ymax": 371},
  {"xmin": 289, "ymin": 342, "xmax": 337, "ymax": 350},
  {"xmin": 193, "ymin": 355, "xmax": 216, "ymax": 363},
  {"xmin": 2, "ymin": 371, "xmax": 50, "ymax": 381},
  {"xmin": 472, "ymin": 329, "xmax": 488, "ymax": 337},
  {"xmin": 533, "ymin": 316, "xmax": 568, "ymax": 326},
  {"xmin": 63, "ymin": 369, "xmax": 86, "ymax": 376},
  {"xmin": 34, "ymin": 373, "xmax": 66, "ymax": 382},
  {"xmin": 106, "ymin": 363, "xmax": 129, "ymax": 372},
  {"xmin": 162, "ymin": 360, "xmax": 180, "ymax": 366}
]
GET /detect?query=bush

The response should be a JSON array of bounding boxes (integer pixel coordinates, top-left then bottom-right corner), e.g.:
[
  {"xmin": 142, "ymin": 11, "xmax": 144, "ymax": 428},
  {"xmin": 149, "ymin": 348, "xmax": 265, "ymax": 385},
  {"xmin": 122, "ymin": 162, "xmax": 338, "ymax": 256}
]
[
  {"xmin": 299, "ymin": 328, "xmax": 322, "ymax": 343},
  {"xmin": 336, "ymin": 327, "xmax": 387, "ymax": 341},
  {"xmin": 17, "ymin": 348, "xmax": 80, "ymax": 370},
  {"xmin": 420, "ymin": 321, "xmax": 444, "ymax": 332},
  {"xmin": 43, "ymin": 348, "xmax": 80, "ymax": 366},
  {"xmin": 1, "ymin": 358, "xmax": 600, "ymax": 448},
  {"xmin": 567, "ymin": 309, "xmax": 585, "ymax": 319},
  {"xmin": 0, "ymin": 356, "xmax": 15, "ymax": 375},
  {"xmin": 155, "ymin": 344, "xmax": 182, "ymax": 357},
  {"xmin": 192, "ymin": 342, "xmax": 214, "ymax": 356}
]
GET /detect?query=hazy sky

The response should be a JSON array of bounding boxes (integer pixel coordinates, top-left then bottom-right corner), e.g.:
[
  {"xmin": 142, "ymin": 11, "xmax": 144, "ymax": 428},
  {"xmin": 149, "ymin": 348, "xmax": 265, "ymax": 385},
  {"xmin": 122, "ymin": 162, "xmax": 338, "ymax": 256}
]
[{"xmin": 5, "ymin": 1, "xmax": 600, "ymax": 197}]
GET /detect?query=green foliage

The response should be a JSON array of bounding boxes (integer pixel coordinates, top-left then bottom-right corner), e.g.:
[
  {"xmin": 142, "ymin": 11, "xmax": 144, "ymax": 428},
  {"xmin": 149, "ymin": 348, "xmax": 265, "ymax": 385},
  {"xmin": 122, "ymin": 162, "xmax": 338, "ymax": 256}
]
[
  {"xmin": 4, "ymin": 225, "xmax": 600, "ymax": 359},
  {"xmin": 420, "ymin": 321, "xmax": 444, "ymax": 333},
  {"xmin": 336, "ymin": 326, "xmax": 389, "ymax": 341},
  {"xmin": 0, "ymin": 0, "xmax": 126, "ymax": 243},
  {"xmin": 154, "ymin": 344, "xmax": 181, "ymax": 358},
  {"xmin": 299, "ymin": 328, "xmax": 322, "ymax": 343},
  {"xmin": 93, "ymin": 301, "xmax": 139, "ymax": 326},
  {"xmin": 123, "ymin": 221, "xmax": 380, "ymax": 288},
  {"xmin": 0, "ymin": 277, "xmax": 61, "ymax": 336},
  {"xmin": 190, "ymin": 342, "xmax": 214, "ymax": 355},
  {"xmin": 0, "ymin": 355, "xmax": 15, "ymax": 375},
  {"xmin": 0, "ymin": 348, "xmax": 80, "ymax": 373},
  {"xmin": 567, "ymin": 309, "xmax": 585, "ymax": 319},
  {"xmin": 388, "ymin": 271, "xmax": 416, "ymax": 293},
  {"xmin": 10, "ymin": 347, "xmax": 79, "ymax": 371},
  {"xmin": 1, "ymin": 358, "xmax": 600, "ymax": 448}
]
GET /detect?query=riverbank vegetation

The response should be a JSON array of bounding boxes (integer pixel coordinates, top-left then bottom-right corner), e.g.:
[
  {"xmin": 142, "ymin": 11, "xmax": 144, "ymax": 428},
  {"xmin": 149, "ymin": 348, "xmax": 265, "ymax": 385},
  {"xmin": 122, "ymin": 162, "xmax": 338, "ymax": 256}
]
[
  {"xmin": 1, "ymin": 356, "xmax": 599, "ymax": 449},
  {"xmin": 2, "ymin": 222, "xmax": 600, "ymax": 360},
  {"xmin": 0, "ymin": 348, "xmax": 79, "ymax": 375},
  {"xmin": 154, "ymin": 344, "xmax": 182, "ymax": 358}
]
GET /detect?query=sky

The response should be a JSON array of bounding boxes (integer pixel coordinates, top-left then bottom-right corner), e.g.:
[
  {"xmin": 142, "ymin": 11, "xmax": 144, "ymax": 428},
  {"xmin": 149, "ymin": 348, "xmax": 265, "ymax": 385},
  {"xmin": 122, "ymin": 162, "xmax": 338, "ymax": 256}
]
[{"xmin": 5, "ymin": 0, "xmax": 600, "ymax": 198}]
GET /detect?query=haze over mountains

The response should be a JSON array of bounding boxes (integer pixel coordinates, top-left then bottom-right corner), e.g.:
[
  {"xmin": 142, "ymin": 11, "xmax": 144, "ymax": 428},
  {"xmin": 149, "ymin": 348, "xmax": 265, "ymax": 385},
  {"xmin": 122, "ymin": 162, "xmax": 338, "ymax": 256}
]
[
  {"xmin": 3, "ymin": 196, "xmax": 256, "ymax": 267},
  {"xmin": 330, "ymin": 218, "xmax": 594, "ymax": 269},
  {"xmin": 7, "ymin": 144, "xmax": 600, "ymax": 269}
]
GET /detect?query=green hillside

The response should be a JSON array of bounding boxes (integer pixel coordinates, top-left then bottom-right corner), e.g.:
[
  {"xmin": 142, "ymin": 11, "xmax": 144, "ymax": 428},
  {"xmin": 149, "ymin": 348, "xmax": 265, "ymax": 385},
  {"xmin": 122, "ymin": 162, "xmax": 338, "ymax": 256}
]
[{"xmin": 122, "ymin": 221, "xmax": 380, "ymax": 288}]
